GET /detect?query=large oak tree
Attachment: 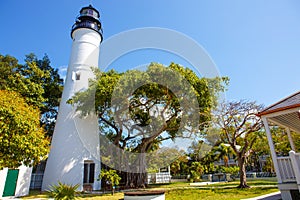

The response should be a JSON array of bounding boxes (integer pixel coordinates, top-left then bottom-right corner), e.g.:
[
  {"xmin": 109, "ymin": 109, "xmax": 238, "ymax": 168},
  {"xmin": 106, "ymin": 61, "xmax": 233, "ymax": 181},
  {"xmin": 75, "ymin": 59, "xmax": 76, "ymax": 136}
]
[{"xmin": 71, "ymin": 62, "xmax": 228, "ymax": 187}]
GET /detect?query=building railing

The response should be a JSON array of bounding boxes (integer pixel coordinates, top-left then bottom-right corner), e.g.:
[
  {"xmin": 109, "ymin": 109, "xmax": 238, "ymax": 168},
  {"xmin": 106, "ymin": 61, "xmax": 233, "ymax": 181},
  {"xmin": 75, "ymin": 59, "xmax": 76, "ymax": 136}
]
[
  {"xmin": 148, "ymin": 172, "xmax": 171, "ymax": 184},
  {"xmin": 214, "ymin": 159, "xmax": 238, "ymax": 166},
  {"xmin": 72, "ymin": 21, "xmax": 103, "ymax": 35},
  {"xmin": 277, "ymin": 156, "xmax": 296, "ymax": 183},
  {"xmin": 288, "ymin": 151, "xmax": 300, "ymax": 185}
]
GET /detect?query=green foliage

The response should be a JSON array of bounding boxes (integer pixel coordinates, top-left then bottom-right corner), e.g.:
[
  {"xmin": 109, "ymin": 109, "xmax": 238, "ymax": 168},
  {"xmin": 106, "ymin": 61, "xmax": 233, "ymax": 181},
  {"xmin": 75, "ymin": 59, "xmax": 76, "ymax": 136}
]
[
  {"xmin": 0, "ymin": 53, "xmax": 63, "ymax": 137},
  {"xmin": 262, "ymin": 156, "xmax": 275, "ymax": 172},
  {"xmin": 0, "ymin": 90, "xmax": 49, "ymax": 169},
  {"xmin": 72, "ymin": 63, "xmax": 228, "ymax": 152},
  {"xmin": 24, "ymin": 53, "xmax": 64, "ymax": 136},
  {"xmin": 188, "ymin": 140, "xmax": 212, "ymax": 162},
  {"xmin": 48, "ymin": 181, "xmax": 79, "ymax": 200},
  {"xmin": 211, "ymin": 143, "xmax": 235, "ymax": 167},
  {"xmin": 148, "ymin": 147, "xmax": 185, "ymax": 173},
  {"xmin": 250, "ymin": 126, "xmax": 300, "ymax": 172},
  {"xmin": 189, "ymin": 162, "xmax": 204, "ymax": 181},
  {"xmin": 211, "ymin": 100, "xmax": 263, "ymax": 187},
  {"xmin": 0, "ymin": 54, "xmax": 46, "ymax": 108},
  {"xmin": 220, "ymin": 166, "xmax": 239, "ymax": 179},
  {"xmin": 170, "ymin": 155, "xmax": 189, "ymax": 175},
  {"xmin": 99, "ymin": 169, "xmax": 122, "ymax": 187},
  {"xmin": 202, "ymin": 162, "xmax": 216, "ymax": 174},
  {"xmin": 72, "ymin": 63, "xmax": 227, "ymax": 187}
]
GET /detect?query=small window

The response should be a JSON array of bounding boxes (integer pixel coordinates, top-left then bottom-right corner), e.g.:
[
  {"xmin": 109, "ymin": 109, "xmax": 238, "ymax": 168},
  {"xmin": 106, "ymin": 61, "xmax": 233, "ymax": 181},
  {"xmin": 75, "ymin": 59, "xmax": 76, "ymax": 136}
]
[
  {"xmin": 76, "ymin": 72, "xmax": 80, "ymax": 80},
  {"xmin": 72, "ymin": 71, "xmax": 80, "ymax": 81}
]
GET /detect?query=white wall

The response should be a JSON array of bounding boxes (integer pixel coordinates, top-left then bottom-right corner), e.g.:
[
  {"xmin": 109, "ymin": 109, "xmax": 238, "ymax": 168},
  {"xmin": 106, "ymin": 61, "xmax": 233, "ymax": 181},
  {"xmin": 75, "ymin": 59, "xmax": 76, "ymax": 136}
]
[
  {"xmin": 0, "ymin": 168, "xmax": 8, "ymax": 197},
  {"xmin": 0, "ymin": 166, "xmax": 32, "ymax": 197},
  {"xmin": 15, "ymin": 166, "xmax": 32, "ymax": 197}
]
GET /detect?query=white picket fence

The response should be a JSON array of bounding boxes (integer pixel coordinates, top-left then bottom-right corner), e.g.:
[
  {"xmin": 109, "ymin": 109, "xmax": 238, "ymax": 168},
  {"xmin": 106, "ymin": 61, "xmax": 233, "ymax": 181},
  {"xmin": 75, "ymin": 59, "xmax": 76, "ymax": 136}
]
[{"xmin": 148, "ymin": 172, "xmax": 171, "ymax": 184}]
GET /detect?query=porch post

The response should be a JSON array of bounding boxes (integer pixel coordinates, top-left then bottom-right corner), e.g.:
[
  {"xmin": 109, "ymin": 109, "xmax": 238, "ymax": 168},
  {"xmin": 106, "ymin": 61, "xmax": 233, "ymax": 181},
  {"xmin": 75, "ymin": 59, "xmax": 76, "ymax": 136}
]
[
  {"xmin": 262, "ymin": 117, "xmax": 282, "ymax": 183},
  {"xmin": 289, "ymin": 150, "xmax": 300, "ymax": 192},
  {"xmin": 286, "ymin": 128, "xmax": 296, "ymax": 151}
]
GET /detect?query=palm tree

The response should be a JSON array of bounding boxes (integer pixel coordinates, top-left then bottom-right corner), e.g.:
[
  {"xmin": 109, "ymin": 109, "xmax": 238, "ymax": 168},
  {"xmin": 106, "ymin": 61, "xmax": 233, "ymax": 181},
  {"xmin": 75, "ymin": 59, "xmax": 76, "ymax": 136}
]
[{"xmin": 212, "ymin": 143, "xmax": 235, "ymax": 167}]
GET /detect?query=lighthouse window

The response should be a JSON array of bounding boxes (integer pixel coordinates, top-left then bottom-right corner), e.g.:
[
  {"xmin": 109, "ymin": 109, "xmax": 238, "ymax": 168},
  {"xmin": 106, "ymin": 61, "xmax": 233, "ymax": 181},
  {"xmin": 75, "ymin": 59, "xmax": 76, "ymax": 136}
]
[
  {"xmin": 72, "ymin": 71, "xmax": 81, "ymax": 81},
  {"xmin": 76, "ymin": 72, "xmax": 81, "ymax": 80},
  {"xmin": 83, "ymin": 161, "xmax": 95, "ymax": 184}
]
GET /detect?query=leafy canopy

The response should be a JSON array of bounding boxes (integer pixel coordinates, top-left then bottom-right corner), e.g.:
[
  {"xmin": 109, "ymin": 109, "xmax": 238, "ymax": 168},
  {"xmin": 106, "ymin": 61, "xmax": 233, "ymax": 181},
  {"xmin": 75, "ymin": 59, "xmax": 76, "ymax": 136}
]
[
  {"xmin": 0, "ymin": 90, "xmax": 50, "ymax": 169},
  {"xmin": 0, "ymin": 53, "xmax": 64, "ymax": 137},
  {"xmin": 99, "ymin": 169, "xmax": 122, "ymax": 186},
  {"xmin": 71, "ymin": 63, "xmax": 228, "ymax": 173},
  {"xmin": 211, "ymin": 100, "xmax": 263, "ymax": 188}
]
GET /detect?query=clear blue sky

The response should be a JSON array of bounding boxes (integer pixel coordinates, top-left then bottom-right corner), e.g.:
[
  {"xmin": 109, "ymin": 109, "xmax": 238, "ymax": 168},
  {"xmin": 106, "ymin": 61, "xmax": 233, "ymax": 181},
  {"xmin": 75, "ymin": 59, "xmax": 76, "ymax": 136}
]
[{"xmin": 1, "ymin": 0, "xmax": 300, "ymax": 106}]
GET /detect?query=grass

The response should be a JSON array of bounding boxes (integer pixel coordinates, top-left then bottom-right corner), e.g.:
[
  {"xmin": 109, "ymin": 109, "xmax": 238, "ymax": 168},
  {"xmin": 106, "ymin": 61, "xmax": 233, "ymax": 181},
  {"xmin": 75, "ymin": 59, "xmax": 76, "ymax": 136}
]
[
  {"xmin": 151, "ymin": 178, "xmax": 279, "ymax": 200},
  {"xmin": 21, "ymin": 191, "xmax": 124, "ymax": 200},
  {"xmin": 21, "ymin": 190, "xmax": 49, "ymax": 199},
  {"xmin": 22, "ymin": 178, "xmax": 279, "ymax": 200},
  {"xmin": 165, "ymin": 187, "xmax": 279, "ymax": 200},
  {"xmin": 78, "ymin": 193, "xmax": 124, "ymax": 200}
]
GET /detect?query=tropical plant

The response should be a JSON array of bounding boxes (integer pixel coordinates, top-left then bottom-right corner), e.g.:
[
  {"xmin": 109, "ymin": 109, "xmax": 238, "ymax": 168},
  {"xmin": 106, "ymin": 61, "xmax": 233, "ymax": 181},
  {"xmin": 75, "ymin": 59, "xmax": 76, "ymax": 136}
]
[
  {"xmin": 170, "ymin": 155, "xmax": 189, "ymax": 175},
  {"xmin": 189, "ymin": 162, "xmax": 204, "ymax": 182},
  {"xmin": 220, "ymin": 166, "xmax": 239, "ymax": 180},
  {"xmin": 99, "ymin": 169, "xmax": 121, "ymax": 195},
  {"xmin": 48, "ymin": 181, "xmax": 79, "ymax": 200},
  {"xmin": 211, "ymin": 143, "xmax": 235, "ymax": 167}
]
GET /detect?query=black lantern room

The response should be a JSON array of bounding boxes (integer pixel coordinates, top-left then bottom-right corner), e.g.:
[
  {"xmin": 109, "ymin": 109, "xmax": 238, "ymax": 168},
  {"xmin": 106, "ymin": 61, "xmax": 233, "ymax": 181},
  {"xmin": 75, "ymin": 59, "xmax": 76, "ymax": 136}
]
[{"xmin": 71, "ymin": 5, "xmax": 103, "ymax": 41}]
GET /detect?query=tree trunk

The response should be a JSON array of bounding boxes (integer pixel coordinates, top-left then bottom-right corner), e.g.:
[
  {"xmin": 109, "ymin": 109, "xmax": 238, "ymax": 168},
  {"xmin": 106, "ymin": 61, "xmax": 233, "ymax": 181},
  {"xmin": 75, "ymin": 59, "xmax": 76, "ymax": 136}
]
[
  {"xmin": 125, "ymin": 151, "xmax": 148, "ymax": 188},
  {"xmin": 126, "ymin": 172, "xmax": 147, "ymax": 188},
  {"xmin": 237, "ymin": 157, "xmax": 250, "ymax": 188}
]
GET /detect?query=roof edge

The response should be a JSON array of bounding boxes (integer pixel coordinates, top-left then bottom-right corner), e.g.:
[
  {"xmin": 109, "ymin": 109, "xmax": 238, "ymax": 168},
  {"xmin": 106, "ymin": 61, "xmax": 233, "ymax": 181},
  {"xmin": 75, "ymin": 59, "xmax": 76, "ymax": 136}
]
[
  {"xmin": 257, "ymin": 103, "xmax": 300, "ymax": 117},
  {"xmin": 258, "ymin": 90, "xmax": 300, "ymax": 114}
]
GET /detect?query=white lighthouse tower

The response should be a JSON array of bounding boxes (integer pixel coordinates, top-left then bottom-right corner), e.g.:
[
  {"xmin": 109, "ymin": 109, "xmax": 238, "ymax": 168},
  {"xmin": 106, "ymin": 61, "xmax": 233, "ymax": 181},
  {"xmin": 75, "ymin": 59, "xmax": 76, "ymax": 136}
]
[{"xmin": 42, "ymin": 5, "xmax": 102, "ymax": 191}]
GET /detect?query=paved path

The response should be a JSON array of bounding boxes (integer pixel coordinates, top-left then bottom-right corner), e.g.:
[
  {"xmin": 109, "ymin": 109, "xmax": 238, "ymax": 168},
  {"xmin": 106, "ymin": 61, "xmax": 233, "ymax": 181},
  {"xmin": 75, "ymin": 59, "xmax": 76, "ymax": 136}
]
[{"xmin": 241, "ymin": 191, "xmax": 281, "ymax": 200}]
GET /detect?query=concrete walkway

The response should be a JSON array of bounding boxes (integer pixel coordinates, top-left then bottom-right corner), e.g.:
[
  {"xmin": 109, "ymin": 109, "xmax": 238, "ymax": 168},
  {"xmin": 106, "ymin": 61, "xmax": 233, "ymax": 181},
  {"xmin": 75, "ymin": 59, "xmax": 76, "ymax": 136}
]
[{"xmin": 241, "ymin": 191, "xmax": 281, "ymax": 200}]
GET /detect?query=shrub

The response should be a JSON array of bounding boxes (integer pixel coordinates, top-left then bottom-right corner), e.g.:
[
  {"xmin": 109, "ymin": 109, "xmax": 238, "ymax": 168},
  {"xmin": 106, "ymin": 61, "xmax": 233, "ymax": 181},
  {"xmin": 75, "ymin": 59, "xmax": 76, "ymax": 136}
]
[
  {"xmin": 48, "ymin": 181, "xmax": 79, "ymax": 200},
  {"xmin": 220, "ymin": 166, "xmax": 239, "ymax": 180},
  {"xmin": 99, "ymin": 169, "xmax": 121, "ymax": 195}
]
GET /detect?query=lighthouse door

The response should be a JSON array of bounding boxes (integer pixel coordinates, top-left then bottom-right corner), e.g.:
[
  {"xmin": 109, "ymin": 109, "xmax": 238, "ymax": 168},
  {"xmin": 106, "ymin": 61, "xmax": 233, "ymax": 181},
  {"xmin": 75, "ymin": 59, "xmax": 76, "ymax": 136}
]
[
  {"xmin": 3, "ymin": 169, "xmax": 19, "ymax": 197},
  {"xmin": 83, "ymin": 161, "xmax": 95, "ymax": 184}
]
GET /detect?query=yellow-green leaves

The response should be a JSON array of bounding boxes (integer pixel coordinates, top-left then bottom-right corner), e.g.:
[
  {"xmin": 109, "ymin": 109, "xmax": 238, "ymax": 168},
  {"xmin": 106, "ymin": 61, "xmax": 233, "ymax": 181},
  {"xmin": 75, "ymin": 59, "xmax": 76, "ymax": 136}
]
[{"xmin": 0, "ymin": 90, "xmax": 49, "ymax": 169}]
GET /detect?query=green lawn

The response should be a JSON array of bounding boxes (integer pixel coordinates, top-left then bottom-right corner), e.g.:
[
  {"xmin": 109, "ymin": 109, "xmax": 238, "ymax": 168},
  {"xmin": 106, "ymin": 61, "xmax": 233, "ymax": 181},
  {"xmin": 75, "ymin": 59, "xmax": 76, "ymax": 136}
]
[
  {"xmin": 21, "ymin": 191, "xmax": 125, "ymax": 200},
  {"xmin": 165, "ymin": 187, "xmax": 278, "ymax": 200},
  {"xmin": 22, "ymin": 178, "xmax": 279, "ymax": 200}
]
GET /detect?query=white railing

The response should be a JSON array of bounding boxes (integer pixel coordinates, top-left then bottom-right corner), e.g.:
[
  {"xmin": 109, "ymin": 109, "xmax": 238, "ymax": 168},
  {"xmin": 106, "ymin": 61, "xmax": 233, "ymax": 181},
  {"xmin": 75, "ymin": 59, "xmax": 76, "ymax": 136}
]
[
  {"xmin": 289, "ymin": 151, "xmax": 300, "ymax": 185},
  {"xmin": 214, "ymin": 159, "xmax": 237, "ymax": 166},
  {"xmin": 148, "ymin": 172, "xmax": 171, "ymax": 184},
  {"xmin": 277, "ymin": 156, "xmax": 296, "ymax": 183},
  {"xmin": 293, "ymin": 152, "xmax": 300, "ymax": 170}
]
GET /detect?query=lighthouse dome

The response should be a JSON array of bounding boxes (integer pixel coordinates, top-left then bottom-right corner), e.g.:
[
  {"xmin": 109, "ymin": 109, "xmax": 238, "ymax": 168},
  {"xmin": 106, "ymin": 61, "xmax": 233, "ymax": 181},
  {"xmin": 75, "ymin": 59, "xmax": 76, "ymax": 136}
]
[{"xmin": 71, "ymin": 5, "xmax": 103, "ymax": 40}]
